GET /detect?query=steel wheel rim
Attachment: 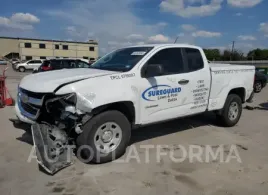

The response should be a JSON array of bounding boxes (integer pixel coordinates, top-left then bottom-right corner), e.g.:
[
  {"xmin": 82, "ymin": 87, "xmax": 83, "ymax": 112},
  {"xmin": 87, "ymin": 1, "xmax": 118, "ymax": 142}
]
[
  {"xmin": 228, "ymin": 102, "xmax": 239, "ymax": 121},
  {"xmin": 255, "ymin": 83, "xmax": 262, "ymax": 92},
  {"xmin": 94, "ymin": 122, "xmax": 122, "ymax": 154}
]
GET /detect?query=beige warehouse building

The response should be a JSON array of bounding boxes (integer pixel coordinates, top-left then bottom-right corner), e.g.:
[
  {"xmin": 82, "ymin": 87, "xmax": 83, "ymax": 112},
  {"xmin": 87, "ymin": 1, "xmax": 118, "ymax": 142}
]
[{"xmin": 0, "ymin": 37, "xmax": 98, "ymax": 61}]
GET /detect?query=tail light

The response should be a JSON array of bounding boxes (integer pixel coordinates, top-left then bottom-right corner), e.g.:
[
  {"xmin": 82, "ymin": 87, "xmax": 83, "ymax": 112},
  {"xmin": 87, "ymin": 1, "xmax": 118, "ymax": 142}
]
[{"xmin": 41, "ymin": 66, "xmax": 52, "ymax": 71}]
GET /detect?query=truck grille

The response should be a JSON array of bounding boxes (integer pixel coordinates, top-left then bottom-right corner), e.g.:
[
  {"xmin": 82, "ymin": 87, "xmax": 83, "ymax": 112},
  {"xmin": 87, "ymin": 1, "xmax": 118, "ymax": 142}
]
[
  {"xmin": 20, "ymin": 101, "xmax": 39, "ymax": 116},
  {"xmin": 18, "ymin": 88, "xmax": 46, "ymax": 120}
]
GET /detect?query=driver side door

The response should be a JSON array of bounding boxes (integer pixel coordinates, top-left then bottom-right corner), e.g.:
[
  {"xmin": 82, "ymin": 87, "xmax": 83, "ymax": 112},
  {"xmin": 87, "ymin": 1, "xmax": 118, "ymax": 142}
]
[
  {"xmin": 26, "ymin": 60, "xmax": 35, "ymax": 69},
  {"xmin": 139, "ymin": 47, "xmax": 193, "ymax": 124}
]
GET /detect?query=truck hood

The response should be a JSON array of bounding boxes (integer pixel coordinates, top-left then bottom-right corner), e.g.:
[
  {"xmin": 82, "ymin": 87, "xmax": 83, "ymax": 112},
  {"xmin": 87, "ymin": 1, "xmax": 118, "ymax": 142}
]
[{"xmin": 19, "ymin": 68, "xmax": 117, "ymax": 93}]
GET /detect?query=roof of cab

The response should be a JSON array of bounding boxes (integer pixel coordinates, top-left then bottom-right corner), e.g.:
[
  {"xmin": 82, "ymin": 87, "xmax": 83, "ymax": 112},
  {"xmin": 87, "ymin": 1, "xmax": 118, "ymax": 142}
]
[{"xmin": 124, "ymin": 43, "xmax": 202, "ymax": 50}]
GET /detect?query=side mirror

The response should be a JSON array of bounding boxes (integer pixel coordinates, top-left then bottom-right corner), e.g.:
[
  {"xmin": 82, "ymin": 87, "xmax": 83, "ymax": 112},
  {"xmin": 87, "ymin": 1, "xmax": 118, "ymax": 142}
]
[{"xmin": 144, "ymin": 64, "xmax": 164, "ymax": 78}]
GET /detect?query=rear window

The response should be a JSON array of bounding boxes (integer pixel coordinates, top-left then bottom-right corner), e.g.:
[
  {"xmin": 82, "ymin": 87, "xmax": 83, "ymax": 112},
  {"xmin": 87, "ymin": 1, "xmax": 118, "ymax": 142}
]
[
  {"xmin": 51, "ymin": 60, "xmax": 63, "ymax": 69},
  {"xmin": 184, "ymin": 48, "xmax": 204, "ymax": 72},
  {"xmin": 42, "ymin": 60, "xmax": 51, "ymax": 67}
]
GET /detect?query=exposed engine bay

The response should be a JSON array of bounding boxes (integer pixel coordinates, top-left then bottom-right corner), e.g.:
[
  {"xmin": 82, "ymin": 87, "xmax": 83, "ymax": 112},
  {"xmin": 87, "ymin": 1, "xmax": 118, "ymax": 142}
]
[{"xmin": 31, "ymin": 93, "xmax": 91, "ymax": 174}]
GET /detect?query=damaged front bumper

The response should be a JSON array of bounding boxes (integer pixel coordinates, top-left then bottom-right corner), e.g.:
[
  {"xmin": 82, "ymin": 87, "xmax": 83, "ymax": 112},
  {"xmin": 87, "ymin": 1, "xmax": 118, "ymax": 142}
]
[{"xmin": 31, "ymin": 123, "xmax": 74, "ymax": 175}]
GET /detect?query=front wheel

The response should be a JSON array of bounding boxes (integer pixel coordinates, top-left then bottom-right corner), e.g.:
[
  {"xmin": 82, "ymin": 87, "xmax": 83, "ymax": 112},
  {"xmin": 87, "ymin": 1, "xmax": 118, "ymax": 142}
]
[
  {"xmin": 254, "ymin": 81, "xmax": 262, "ymax": 93},
  {"xmin": 217, "ymin": 94, "xmax": 242, "ymax": 127},
  {"xmin": 76, "ymin": 110, "xmax": 131, "ymax": 164}
]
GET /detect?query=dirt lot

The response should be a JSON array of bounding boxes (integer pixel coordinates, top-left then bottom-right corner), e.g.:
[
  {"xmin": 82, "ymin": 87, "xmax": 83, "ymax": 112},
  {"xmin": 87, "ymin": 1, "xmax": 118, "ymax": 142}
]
[{"xmin": 1, "ymin": 69, "xmax": 268, "ymax": 195}]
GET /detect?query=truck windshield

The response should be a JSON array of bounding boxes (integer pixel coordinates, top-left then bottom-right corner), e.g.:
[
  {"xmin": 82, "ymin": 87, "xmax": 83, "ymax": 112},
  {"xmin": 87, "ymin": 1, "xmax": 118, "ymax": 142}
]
[{"xmin": 90, "ymin": 47, "xmax": 153, "ymax": 72}]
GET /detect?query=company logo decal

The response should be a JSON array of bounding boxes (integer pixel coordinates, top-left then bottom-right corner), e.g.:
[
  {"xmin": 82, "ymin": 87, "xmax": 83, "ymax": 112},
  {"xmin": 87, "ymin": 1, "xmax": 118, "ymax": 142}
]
[{"xmin": 142, "ymin": 85, "xmax": 181, "ymax": 102}]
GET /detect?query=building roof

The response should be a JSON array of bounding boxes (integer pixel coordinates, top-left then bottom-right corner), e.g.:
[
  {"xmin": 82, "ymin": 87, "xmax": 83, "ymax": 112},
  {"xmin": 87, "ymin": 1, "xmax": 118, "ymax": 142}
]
[{"xmin": 0, "ymin": 36, "xmax": 98, "ymax": 45}]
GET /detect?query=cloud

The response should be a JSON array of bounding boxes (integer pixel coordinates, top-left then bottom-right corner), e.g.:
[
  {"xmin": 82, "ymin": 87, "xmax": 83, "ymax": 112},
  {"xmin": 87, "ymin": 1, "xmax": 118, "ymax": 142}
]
[
  {"xmin": 159, "ymin": 0, "xmax": 224, "ymax": 18},
  {"xmin": 192, "ymin": 30, "xmax": 222, "ymax": 38},
  {"xmin": 235, "ymin": 13, "xmax": 243, "ymax": 16},
  {"xmin": 238, "ymin": 35, "xmax": 257, "ymax": 41},
  {"xmin": 126, "ymin": 34, "xmax": 144, "ymax": 41},
  {"xmin": 66, "ymin": 26, "xmax": 82, "ymax": 37},
  {"xmin": 148, "ymin": 34, "xmax": 170, "ymax": 43},
  {"xmin": 10, "ymin": 13, "xmax": 40, "ymax": 23},
  {"xmin": 46, "ymin": 0, "xmax": 170, "ymax": 55},
  {"xmin": 181, "ymin": 24, "xmax": 196, "ymax": 31},
  {"xmin": 157, "ymin": 22, "xmax": 168, "ymax": 27},
  {"xmin": 260, "ymin": 22, "xmax": 268, "ymax": 35},
  {"xmin": 227, "ymin": 0, "xmax": 263, "ymax": 8},
  {"xmin": 0, "ymin": 13, "xmax": 39, "ymax": 32}
]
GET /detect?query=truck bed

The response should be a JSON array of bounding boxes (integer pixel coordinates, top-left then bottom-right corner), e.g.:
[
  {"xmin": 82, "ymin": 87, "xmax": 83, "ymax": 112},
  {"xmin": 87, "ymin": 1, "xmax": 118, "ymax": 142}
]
[
  {"xmin": 209, "ymin": 63, "xmax": 255, "ymax": 70},
  {"xmin": 208, "ymin": 63, "xmax": 255, "ymax": 111}
]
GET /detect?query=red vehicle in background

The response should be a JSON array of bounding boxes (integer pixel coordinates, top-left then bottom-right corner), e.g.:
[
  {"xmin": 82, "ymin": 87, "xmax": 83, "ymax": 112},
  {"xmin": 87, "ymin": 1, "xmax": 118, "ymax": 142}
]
[{"xmin": 33, "ymin": 58, "xmax": 91, "ymax": 73}]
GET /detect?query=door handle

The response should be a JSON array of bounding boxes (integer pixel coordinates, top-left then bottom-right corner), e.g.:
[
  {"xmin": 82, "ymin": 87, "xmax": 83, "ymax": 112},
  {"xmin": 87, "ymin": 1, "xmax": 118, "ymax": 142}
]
[{"xmin": 178, "ymin": 79, "xmax": 189, "ymax": 85}]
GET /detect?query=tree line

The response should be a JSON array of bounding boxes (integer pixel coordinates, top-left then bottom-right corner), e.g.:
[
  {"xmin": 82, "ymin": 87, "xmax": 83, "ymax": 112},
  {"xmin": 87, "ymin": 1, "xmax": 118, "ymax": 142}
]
[{"xmin": 203, "ymin": 48, "xmax": 268, "ymax": 61}]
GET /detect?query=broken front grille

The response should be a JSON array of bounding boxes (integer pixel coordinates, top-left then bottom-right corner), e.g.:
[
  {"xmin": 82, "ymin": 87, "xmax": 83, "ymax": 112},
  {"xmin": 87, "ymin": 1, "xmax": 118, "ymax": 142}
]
[{"xmin": 18, "ymin": 88, "xmax": 46, "ymax": 120}]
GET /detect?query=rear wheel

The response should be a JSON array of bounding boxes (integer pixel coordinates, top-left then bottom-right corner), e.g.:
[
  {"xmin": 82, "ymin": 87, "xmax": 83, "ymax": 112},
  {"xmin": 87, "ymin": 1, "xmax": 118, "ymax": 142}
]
[
  {"xmin": 19, "ymin": 67, "xmax": 26, "ymax": 72},
  {"xmin": 76, "ymin": 110, "xmax": 131, "ymax": 163},
  {"xmin": 254, "ymin": 81, "xmax": 262, "ymax": 93},
  {"xmin": 217, "ymin": 94, "xmax": 242, "ymax": 127}
]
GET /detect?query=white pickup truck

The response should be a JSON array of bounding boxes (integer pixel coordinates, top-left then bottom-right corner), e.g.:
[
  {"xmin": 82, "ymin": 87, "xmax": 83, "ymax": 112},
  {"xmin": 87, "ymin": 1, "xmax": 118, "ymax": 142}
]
[{"xmin": 15, "ymin": 44, "xmax": 255, "ymax": 174}]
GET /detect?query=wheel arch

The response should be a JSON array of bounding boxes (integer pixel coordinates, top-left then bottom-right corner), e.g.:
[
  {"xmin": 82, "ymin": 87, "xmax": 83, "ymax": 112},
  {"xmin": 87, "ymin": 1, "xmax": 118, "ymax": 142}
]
[
  {"xmin": 91, "ymin": 101, "xmax": 136, "ymax": 125},
  {"xmin": 228, "ymin": 87, "xmax": 246, "ymax": 103}
]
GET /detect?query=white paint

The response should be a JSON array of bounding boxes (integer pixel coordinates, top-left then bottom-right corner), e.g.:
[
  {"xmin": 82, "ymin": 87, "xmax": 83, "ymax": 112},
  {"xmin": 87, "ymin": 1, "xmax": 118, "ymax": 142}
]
[{"xmin": 16, "ymin": 43, "xmax": 255, "ymax": 126}]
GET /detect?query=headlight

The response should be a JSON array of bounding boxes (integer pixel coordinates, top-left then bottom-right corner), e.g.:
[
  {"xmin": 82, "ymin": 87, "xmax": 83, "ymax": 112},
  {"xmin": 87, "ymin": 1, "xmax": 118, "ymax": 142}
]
[
  {"xmin": 45, "ymin": 93, "xmax": 77, "ymax": 113},
  {"xmin": 63, "ymin": 93, "xmax": 77, "ymax": 105}
]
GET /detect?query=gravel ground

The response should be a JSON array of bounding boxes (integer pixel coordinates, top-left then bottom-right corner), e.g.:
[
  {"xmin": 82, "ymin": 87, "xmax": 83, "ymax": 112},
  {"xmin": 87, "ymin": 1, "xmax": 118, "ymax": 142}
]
[{"xmin": 0, "ymin": 69, "xmax": 268, "ymax": 195}]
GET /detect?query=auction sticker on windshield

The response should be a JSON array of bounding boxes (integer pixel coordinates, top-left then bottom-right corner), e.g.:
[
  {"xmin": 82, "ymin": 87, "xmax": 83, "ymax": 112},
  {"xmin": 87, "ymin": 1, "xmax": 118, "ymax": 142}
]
[{"xmin": 131, "ymin": 51, "xmax": 146, "ymax": 55}]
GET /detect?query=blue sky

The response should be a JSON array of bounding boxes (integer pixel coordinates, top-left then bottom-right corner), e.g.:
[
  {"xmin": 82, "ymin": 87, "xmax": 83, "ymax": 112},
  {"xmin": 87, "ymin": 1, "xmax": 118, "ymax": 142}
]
[{"xmin": 0, "ymin": 0, "xmax": 267, "ymax": 55}]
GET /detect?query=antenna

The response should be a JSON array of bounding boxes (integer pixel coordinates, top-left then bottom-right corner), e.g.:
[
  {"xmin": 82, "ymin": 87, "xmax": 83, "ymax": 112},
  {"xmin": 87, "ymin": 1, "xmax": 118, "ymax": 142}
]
[{"xmin": 174, "ymin": 36, "xmax": 179, "ymax": 43}]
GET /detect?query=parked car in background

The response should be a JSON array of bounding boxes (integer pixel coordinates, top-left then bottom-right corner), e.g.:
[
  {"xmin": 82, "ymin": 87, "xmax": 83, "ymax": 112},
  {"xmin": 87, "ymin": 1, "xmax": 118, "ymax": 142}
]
[
  {"xmin": 254, "ymin": 70, "xmax": 267, "ymax": 93},
  {"xmin": 16, "ymin": 60, "xmax": 43, "ymax": 72},
  {"xmin": 11, "ymin": 58, "xmax": 20, "ymax": 64},
  {"xmin": 0, "ymin": 60, "xmax": 7, "ymax": 65},
  {"xmin": 33, "ymin": 58, "xmax": 91, "ymax": 73}
]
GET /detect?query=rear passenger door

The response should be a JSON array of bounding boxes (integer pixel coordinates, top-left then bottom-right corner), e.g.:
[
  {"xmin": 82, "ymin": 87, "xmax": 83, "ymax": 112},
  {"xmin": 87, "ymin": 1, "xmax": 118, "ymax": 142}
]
[
  {"xmin": 181, "ymin": 48, "xmax": 211, "ymax": 114},
  {"xmin": 26, "ymin": 60, "xmax": 36, "ymax": 69},
  {"xmin": 34, "ymin": 60, "xmax": 42, "ymax": 69}
]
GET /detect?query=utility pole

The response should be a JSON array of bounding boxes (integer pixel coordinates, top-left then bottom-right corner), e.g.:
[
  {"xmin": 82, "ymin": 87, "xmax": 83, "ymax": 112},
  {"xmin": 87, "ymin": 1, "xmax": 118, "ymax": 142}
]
[
  {"xmin": 230, "ymin": 41, "xmax": 235, "ymax": 61},
  {"xmin": 174, "ymin": 36, "xmax": 179, "ymax": 44}
]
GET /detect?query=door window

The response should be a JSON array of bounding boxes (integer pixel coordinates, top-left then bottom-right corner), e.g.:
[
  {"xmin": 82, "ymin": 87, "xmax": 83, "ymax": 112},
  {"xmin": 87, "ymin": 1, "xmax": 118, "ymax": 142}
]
[
  {"xmin": 30, "ymin": 60, "xmax": 40, "ymax": 64},
  {"xmin": 77, "ymin": 61, "xmax": 90, "ymax": 68},
  {"xmin": 184, "ymin": 48, "xmax": 204, "ymax": 72},
  {"xmin": 146, "ymin": 48, "xmax": 185, "ymax": 76},
  {"xmin": 25, "ymin": 56, "xmax": 32, "ymax": 60},
  {"xmin": 63, "ymin": 60, "xmax": 76, "ymax": 68}
]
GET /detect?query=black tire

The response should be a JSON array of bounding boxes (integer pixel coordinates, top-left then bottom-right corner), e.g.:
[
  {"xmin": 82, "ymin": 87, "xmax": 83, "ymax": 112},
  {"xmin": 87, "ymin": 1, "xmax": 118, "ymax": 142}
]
[
  {"xmin": 254, "ymin": 81, "xmax": 262, "ymax": 93},
  {"xmin": 19, "ymin": 67, "xmax": 26, "ymax": 72},
  {"xmin": 216, "ymin": 94, "xmax": 242, "ymax": 127},
  {"xmin": 76, "ymin": 110, "xmax": 131, "ymax": 164}
]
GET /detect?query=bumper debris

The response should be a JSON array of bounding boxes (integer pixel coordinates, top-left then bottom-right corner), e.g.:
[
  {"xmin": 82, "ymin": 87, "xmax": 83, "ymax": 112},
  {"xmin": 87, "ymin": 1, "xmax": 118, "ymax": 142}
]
[{"xmin": 31, "ymin": 123, "xmax": 74, "ymax": 175}]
